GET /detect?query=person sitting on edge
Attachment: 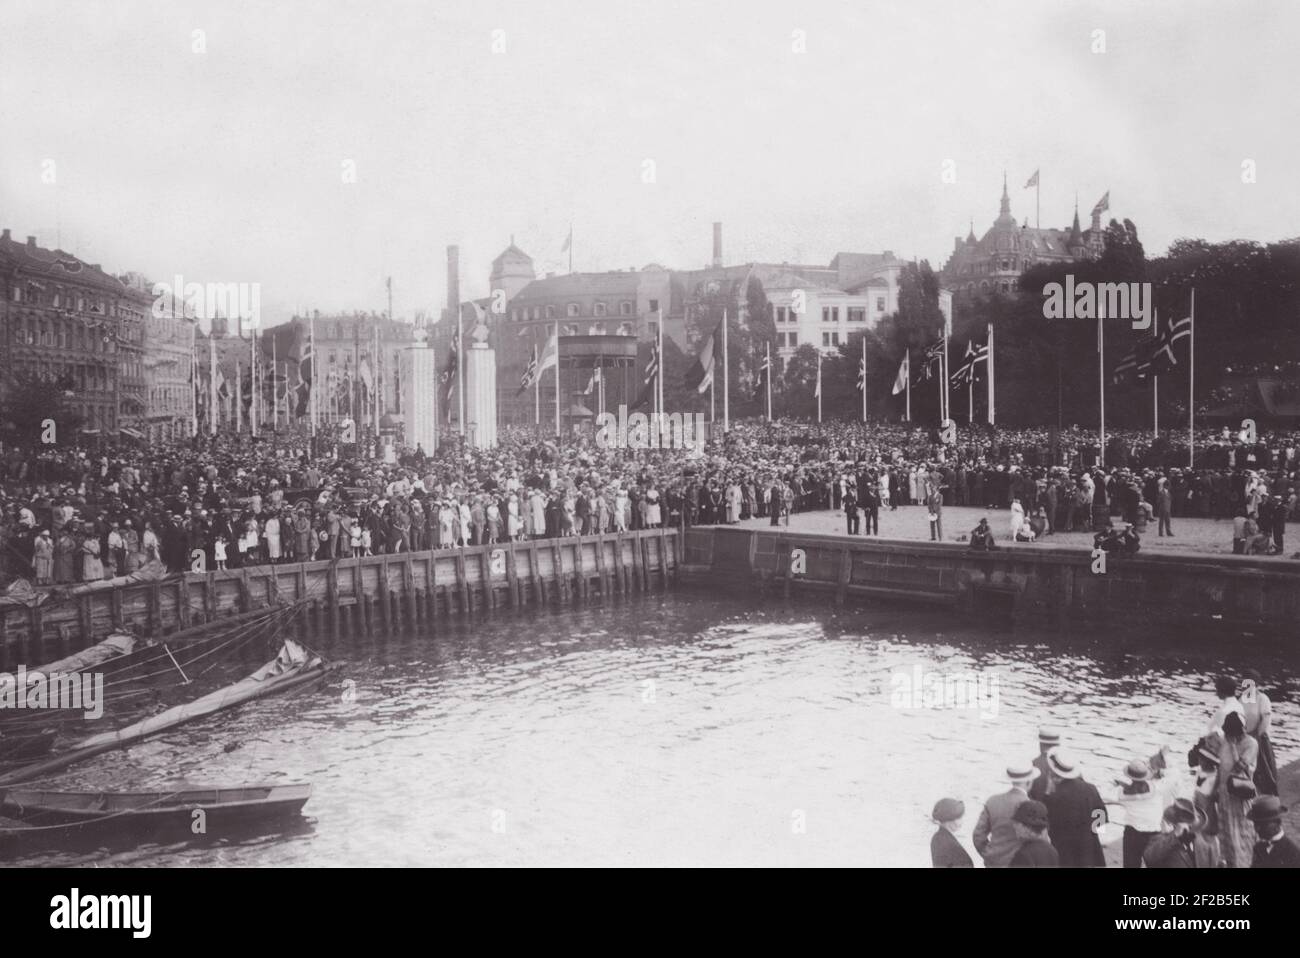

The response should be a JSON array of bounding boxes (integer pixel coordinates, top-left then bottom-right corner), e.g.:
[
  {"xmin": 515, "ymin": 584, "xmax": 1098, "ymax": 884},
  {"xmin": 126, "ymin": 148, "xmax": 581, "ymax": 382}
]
[{"xmin": 969, "ymin": 518, "xmax": 996, "ymax": 551}]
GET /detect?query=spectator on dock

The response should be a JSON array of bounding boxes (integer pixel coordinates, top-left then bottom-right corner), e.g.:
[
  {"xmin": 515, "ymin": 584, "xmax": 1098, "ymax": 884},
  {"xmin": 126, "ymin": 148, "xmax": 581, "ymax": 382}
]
[
  {"xmin": 930, "ymin": 798, "xmax": 973, "ymax": 868},
  {"xmin": 1008, "ymin": 801, "xmax": 1058, "ymax": 867},
  {"xmin": 1248, "ymin": 797, "xmax": 1300, "ymax": 867},
  {"xmin": 973, "ymin": 762, "xmax": 1039, "ymax": 867},
  {"xmin": 1029, "ymin": 727, "xmax": 1062, "ymax": 802},
  {"xmin": 1043, "ymin": 748, "xmax": 1107, "ymax": 867},
  {"xmin": 968, "ymin": 518, "xmax": 995, "ymax": 551},
  {"xmin": 1142, "ymin": 798, "xmax": 1220, "ymax": 868}
]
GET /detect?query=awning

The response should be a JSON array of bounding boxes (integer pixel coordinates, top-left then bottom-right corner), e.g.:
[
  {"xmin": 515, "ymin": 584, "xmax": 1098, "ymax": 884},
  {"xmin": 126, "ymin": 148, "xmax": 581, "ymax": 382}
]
[{"xmin": 120, "ymin": 427, "xmax": 145, "ymax": 439}]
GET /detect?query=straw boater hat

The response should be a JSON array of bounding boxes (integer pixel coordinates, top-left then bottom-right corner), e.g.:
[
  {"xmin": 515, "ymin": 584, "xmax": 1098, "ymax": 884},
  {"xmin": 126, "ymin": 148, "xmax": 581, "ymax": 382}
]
[
  {"xmin": 1005, "ymin": 761, "xmax": 1042, "ymax": 785},
  {"xmin": 1116, "ymin": 758, "xmax": 1152, "ymax": 788},
  {"xmin": 1038, "ymin": 727, "xmax": 1063, "ymax": 747},
  {"xmin": 1045, "ymin": 747, "xmax": 1082, "ymax": 780}
]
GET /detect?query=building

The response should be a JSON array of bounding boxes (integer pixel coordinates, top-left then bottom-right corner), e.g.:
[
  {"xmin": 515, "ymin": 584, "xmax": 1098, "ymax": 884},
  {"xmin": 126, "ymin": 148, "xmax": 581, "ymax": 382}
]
[
  {"xmin": 432, "ymin": 224, "xmax": 903, "ymax": 429},
  {"xmin": 124, "ymin": 272, "xmax": 197, "ymax": 443},
  {"xmin": 940, "ymin": 176, "xmax": 1106, "ymax": 299},
  {"xmin": 0, "ymin": 228, "xmax": 155, "ymax": 440}
]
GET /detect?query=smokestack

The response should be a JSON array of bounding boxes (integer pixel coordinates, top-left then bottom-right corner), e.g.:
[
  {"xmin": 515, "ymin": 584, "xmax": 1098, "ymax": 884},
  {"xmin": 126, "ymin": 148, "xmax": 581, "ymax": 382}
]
[
  {"xmin": 446, "ymin": 245, "xmax": 460, "ymax": 317},
  {"xmin": 712, "ymin": 222, "xmax": 722, "ymax": 268}
]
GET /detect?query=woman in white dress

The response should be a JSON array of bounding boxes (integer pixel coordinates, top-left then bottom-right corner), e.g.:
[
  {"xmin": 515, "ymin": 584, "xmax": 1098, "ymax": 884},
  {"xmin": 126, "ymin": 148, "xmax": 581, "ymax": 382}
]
[
  {"xmin": 614, "ymin": 487, "xmax": 629, "ymax": 532},
  {"xmin": 645, "ymin": 488, "xmax": 662, "ymax": 528},
  {"xmin": 726, "ymin": 481, "xmax": 742, "ymax": 524},
  {"xmin": 1009, "ymin": 498, "xmax": 1025, "ymax": 540},
  {"xmin": 507, "ymin": 494, "xmax": 522, "ymax": 540},
  {"xmin": 264, "ymin": 513, "xmax": 282, "ymax": 562}
]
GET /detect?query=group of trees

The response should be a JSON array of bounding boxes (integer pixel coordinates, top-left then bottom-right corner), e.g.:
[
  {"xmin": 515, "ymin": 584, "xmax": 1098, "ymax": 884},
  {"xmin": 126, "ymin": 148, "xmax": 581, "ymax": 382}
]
[
  {"xmin": 662, "ymin": 225, "xmax": 1300, "ymax": 429},
  {"xmin": 0, "ymin": 372, "xmax": 84, "ymax": 445}
]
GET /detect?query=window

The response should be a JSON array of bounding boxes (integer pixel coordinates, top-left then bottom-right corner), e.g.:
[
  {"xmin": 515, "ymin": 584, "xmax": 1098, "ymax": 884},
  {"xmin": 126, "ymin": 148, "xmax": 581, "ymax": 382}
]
[
  {"xmin": 566, "ymin": 303, "xmax": 580, "ymax": 317},
  {"xmin": 822, "ymin": 307, "xmax": 840, "ymax": 323},
  {"xmin": 593, "ymin": 302, "xmax": 606, "ymax": 317},
  {"xmin": 545, "ymin": 305, "xmax": 556, "ymax": 319},
  {"xmin": 848, "ymin": 307, "xmax": 866, "ymax": 323},
  {"xmin": 648, "ymin": 299, "xmax": 659, "ymax": 313},
  {"xmin": 620, "ymin": 301, "xmax": 633, "ymax": 316},
  {"xmin": 788, "ymin": 332, "xmax": 797, "ymax": 348},
  {"xmin": 588, "ymin": 323, "xmax": 606, "ymax": 335},
  {"xmin": 617, "ymin": 322, "xmax": 634, "ymax": 336},
  {"xmin": 876, "ymin": 297, "xmax": 885, "ymax": 311},
  {"xmin": 561, "ymin": 324, "xmax": 578, "ymax": 336}
]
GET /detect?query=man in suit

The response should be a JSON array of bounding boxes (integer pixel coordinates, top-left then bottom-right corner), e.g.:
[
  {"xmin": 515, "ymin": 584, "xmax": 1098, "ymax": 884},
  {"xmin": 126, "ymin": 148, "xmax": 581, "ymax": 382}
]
[
  {"xmin": 1043, "ymin": 748, "xmax": 1107, "ymax": 867},
  {"xmin": 1143, "ymin": 798, "xmax": 1221, "ymax": 868},
  {"xmin": 843, "ymin": 486, "xmax": 859, "ymax": 535},
  {"xmin": 930, "ymin": 798, "xmax": 973, "ymax": 868},
  {"xmin": 1029, "ymin": 727, "xmax": 1062, "ymax": 802},
  {"xmin": 1249, "ymin": 796, "xmax": 1300, "ymax": 867},
  {"xmin": 973, "ymin": 763, "xmax": 1040, "ymax": 867},
  {"xmin": 1009, "ymin": 801, "xmax": 1059, "ymax": 867}
]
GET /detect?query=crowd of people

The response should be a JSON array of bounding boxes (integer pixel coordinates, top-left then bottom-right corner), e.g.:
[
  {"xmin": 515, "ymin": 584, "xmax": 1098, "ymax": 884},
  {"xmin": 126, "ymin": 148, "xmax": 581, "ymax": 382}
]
[
  {"xmin": 930, "ymin": 669, "xmax": 1297, "ymax": 868},
  {"xmin": 3, "ymin": 417, "xmax": 1300, "ymax": 586}
]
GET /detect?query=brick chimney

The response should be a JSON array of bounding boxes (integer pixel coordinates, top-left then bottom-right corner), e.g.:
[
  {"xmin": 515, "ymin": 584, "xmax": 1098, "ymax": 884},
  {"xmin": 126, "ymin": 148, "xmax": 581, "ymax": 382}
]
[
  {"xmin": 1, "ymin": 229, "xmax": 9, "ymax": 241},
  {"xmin": 27, "ymin": 235, "xmax": 37, "ymax": 247},
  {"xmin": 711, "ymin": 222, "xmax": 722, "ymax": 268},
  {"xmin": 446, "ymin": 245, "xmax": 460, "ymax": 317}
]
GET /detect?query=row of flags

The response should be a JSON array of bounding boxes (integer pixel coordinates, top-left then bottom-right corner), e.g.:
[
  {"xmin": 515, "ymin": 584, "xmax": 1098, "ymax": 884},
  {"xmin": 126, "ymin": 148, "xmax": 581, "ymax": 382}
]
[{"xmin": 891, "ymin": 336, "xmax": 988, "ymax": 394}]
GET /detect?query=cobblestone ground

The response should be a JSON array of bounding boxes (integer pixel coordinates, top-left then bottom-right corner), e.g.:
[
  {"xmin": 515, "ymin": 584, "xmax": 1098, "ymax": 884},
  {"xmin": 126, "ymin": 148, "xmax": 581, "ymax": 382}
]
[{"xmin": 733, "ymin": 504, "xmax": 1299, "ymax": 561}]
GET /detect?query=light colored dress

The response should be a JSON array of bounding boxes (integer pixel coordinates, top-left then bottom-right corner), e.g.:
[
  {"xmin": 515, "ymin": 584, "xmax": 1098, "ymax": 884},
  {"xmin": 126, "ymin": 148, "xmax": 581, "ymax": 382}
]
[
  {"xmin": 1213, "ymin": 732, "xmax": 1259, "ymax": 868},
  {"xmin": 265, "ymin": 516, "xmax": 282, "ymax": 560}
]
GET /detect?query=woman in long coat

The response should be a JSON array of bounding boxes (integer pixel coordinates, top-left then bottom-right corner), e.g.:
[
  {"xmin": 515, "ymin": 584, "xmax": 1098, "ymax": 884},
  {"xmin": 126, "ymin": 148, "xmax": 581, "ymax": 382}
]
[
  {"xmin": 55, "ymin": 529, "xmax": 77, "ymax": 584},
  {"xmin": 293, "ymin": 511, "xmax": 313, "ymax": 559},
  {"xmin": 529, "ymin": 490, "xmax": 546, "ymax": 539},
  {"xmin": 1214, "ymin": 711, "xmax": 1260, "ymax": 867},
  {"xmin": 80, "ymin": 530, "xmax": 103, "ymax": 582},
  {"xmin": 33, "ymin": 530, "xmax": 54, "ymax": 585},
  {"xmin": 1240, "ymin": 672, "xmax": 1278, "ymax": 796}
]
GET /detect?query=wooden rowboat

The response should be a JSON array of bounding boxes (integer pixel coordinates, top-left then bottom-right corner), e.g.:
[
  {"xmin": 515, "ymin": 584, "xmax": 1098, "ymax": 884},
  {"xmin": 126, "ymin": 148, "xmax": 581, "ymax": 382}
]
[{"xmin": 0, "ymin": 783, "xmax": 312, "ymax": 849}]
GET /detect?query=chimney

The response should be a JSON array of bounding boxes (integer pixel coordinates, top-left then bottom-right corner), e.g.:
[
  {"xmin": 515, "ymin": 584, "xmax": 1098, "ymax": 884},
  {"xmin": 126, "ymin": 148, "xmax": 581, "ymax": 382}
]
[
  {"xmin": 91, "ymin": 263, "xmax": 101, "ymax": 271},
  {"xmin": 27, "ymin": 235, "xmax": 37, "ymax": 247},
  {"xmin": 1, "ymin": 229, "xmax": 9, "ymax": 241},
  {"xmin": 712, "ymin": 222, "xmax": 722, "ymax": 268},
  {"xmin": 446, "ymin": 245, "xmax": 460, "ymax": 316}
]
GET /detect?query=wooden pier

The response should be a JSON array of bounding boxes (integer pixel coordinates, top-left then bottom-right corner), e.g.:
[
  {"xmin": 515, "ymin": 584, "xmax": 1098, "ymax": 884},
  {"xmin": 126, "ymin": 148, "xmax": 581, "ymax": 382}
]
[{"xmin": 0, "ymin": 529, "xmax": 679, "ymax": 667}]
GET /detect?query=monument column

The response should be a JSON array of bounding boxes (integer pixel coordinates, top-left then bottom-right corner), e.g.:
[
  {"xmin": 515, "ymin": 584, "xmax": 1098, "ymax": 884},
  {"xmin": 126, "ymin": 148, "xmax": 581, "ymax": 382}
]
[
  {"xmin": 404, "ymin": 326, "xmax": 438, "ymax": 456},
  {"xmin": 465, "ymin": 316, "xmax": 498, "ymax": 449}
]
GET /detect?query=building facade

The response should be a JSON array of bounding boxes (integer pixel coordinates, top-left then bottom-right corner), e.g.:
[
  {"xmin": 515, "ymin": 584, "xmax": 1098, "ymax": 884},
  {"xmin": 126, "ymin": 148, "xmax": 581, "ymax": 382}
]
[{"xmin": 124, "ymin": 272, "xmax": 197, "ymax": 442}]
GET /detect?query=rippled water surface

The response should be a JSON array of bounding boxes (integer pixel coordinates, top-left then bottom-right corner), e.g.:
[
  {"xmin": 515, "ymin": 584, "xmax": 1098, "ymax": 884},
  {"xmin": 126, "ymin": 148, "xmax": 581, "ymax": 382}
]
[{"xmin": 7, "ymin": 594, "xmax": 1297, "ymax": 867}]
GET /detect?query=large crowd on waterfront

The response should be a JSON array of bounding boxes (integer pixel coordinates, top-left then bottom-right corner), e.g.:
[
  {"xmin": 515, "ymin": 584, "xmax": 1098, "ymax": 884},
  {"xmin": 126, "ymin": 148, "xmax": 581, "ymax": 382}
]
[
  {"xmin": 930, "ymin": 671, "xmax": 1297, "ymax": 869},
  {"xmin": 2, "ymin": 418, "xmax": 1300, "ymax": 585}
]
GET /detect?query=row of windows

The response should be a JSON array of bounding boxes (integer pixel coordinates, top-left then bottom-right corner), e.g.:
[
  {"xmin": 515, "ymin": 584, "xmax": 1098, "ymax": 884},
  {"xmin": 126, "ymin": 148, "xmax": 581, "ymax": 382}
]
[
  {"xmin": 12, "ymin": 360, "xmax": 115, "ymax": 392},
  {"xmin": 962, "ymin": 281, "xmax": 1015, "ymax": 295},
  {"xmin": 777, "ymin": 332, "xmax": 798, "ymax": 348},
  {"xmin": 775, "ymin": 299, "xmax": 887, "ymax": 323},
  {"xmin": 511, "ymin": 300, "xmax": 638, "ymax": 322}
]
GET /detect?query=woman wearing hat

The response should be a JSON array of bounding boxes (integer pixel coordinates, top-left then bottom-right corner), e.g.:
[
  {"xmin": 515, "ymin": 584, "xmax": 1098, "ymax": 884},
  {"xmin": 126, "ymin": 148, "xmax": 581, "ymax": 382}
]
[
  {"xmin": 1008, "ymin": 801, "xmax": 1058, "ymax": 867},
  {"xmin": 1212, "ymin": 711, "xmax": 1260, "ymax": 868},
  {"xmin": 929, "ymin": 798, "xmax": 973, "ymax": 868},
  {"xmin": 1239, "ymin": 671, "xmax": 1278, "ymax": 796},
  {"xmin": 1114, "ymin": 758, "xmax": 1171, "ymax": 868}
]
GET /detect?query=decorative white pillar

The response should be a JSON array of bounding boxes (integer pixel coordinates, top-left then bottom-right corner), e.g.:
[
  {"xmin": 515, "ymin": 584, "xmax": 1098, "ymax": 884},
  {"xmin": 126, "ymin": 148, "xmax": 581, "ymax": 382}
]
[
  {"xmin": 404, "ymin": 327, "xmax": 438, "ymax": 456},
  {"xmin": 465, "ymin": 319, "xmax": 497, "ymax": 449}
]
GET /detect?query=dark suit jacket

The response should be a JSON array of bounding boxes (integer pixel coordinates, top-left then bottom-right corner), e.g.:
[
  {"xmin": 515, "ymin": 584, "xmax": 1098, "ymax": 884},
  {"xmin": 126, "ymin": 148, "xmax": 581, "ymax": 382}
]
[
  {"xmin": 931, "ymin": 828, "xmax": 973, "ymax": 868},
  {"xmin": 1252, "ymin": 833, "xmax": 1300, "ymax": 868},
  {"xmin": 1046, "ymin": 778, "xmax": 1106, "ymax": 867},
  {"xmin": 1010, "ymin": 837, "xmax": 1059, "ymax": 867}
]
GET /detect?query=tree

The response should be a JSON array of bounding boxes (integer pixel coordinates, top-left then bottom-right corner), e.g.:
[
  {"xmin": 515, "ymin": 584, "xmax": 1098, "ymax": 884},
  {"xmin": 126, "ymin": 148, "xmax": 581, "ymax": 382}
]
[{"xmin": 1, "ymin": 373, "xmax": 85, "ymax": 446}]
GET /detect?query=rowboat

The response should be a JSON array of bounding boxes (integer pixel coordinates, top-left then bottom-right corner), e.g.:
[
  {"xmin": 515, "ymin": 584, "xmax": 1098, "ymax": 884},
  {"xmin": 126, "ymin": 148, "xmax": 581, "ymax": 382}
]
[
  {"xmin": 0, "ymin": 639, "xmax": 336, "ymax": 786},
  {"xmin": 0, "ymin": 784, "xmax": 312, "ymax": 849}
]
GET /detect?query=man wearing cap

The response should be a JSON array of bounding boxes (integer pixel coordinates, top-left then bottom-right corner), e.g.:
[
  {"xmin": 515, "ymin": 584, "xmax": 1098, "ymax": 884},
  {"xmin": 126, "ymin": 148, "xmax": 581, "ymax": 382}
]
[
  {"xmin": 1008, "ymin": 801, "xmax": 1058, "ymax": 867},
  {"xmin": 1249, "ymin": 796, "xmax": 1300, "ymax": 867},
  {"xmin": 930, "ymin": 798, "xmax": 973, "ymax": 868},
  {"xmin": 1043, "ymin": 747, "xmax": 1107, "ymax": 867},
  {"xmin": 1029, "ymin": 727, "xmax": 1061, "ymax": 802},
  {"xmin": 1143, "ymin": 798, "xmax": 1221, "ymax": 868},
  {"xmin": 973, "ymin": 762, "xmax": 1040, "ymax": 867}
]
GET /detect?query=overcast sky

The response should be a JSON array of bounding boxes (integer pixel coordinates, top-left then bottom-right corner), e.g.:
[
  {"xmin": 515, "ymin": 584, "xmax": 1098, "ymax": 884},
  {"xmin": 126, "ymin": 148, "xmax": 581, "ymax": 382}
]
[{"xmin": 2, "ymin": 0, "xmax": 1295, "ymax": 326}]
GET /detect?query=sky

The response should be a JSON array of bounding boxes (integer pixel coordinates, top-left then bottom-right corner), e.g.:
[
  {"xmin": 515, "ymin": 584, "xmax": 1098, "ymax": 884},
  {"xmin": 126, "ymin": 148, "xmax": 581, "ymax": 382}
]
[{"xmin": 1, "ymin": 0, "xmax": 1295, "ymax": 327}]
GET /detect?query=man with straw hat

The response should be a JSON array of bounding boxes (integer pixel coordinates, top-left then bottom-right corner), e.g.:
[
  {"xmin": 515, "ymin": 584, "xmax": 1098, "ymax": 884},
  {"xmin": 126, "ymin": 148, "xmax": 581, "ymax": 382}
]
[
  {"xmin": 1044, "ymin": 748, "xmax": 1107, "ymax": 867},
  {"xmin": 1029, "ymin": 727, "xmax": 1062, "ymax": 802},
  {"xmin": 974, "ymin": 762, "xmax": 1041, "ymax": 867}
]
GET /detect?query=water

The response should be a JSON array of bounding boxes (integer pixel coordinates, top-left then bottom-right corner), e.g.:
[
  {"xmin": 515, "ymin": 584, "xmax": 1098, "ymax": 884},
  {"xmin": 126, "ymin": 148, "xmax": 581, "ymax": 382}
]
[{"xmin": 6, "ymin": 594, "xmax": 1297, "ymax": 867}]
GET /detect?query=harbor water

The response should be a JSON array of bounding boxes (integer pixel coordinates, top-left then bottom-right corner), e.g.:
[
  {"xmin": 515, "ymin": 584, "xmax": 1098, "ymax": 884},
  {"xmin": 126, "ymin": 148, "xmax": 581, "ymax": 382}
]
[{"xmin": 8, "ymin": 593, "xmax": 1297, "ymax": 867}]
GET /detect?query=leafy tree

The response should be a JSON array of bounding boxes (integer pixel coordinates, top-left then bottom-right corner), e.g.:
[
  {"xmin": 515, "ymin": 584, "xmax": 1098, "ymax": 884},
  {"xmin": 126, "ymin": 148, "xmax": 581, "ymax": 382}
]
[{"xmin": 1, "ymin": 372, "xmax": 85, "ymax": 446}]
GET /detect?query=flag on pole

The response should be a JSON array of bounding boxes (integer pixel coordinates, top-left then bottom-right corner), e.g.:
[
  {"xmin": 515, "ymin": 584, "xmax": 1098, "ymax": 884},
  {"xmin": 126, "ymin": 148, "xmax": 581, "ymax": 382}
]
[
  {"xmin": 857, "ymin": 358, "xmax": 866, "ymax": 393},
  {"xmin": 582, "ymin": 367, "xmax": 603, "ymax": 395},
  {"xmin": 891, "ymin": 354, "xmax": 909, "ymax": 395},
  {"xmin": 814, "ymin": 352, "xmax": 822, "ymax": 398},
  {"xmin": 440, "ymin": 326, "xmax": 460, "ymax": 412},
  {"xmin": 923, "ymin": 337, "xmax": 945, "ymax": 371},
  {"xmin": 685, "ymin": 322, "xmax": 721, "ymax": 393},
  {"xmin": 561, "ymin": 228, "xmax": 572, "ymax": 253},
  {"xmin": 1024, "ymin": 169, "xmax": 1040, "ymax": 188},
  {"xmin": 294, "ymin": 330, "xmax": 313, "ymax": 416},
  {"xmin": 524, "ymin": 328, "xmax": 558, "ymax": 387},
  {"xmin": 1092, "ymin": 191, "xmax": 1110, "ymax": 217},
  {"xmin": 753, "ymin": 348, "xmax": 772, "ymax": 400},
  {"xmin": 644, "ymin": 343, "xmax": 660, "ymax": 386},
  {"xmin": 951, "ymin": 340, "xmax": 988, "ymax": 386},
  {"xmin": 518, "ymin": 353, "xmax": 538, "ymax": 395},
  {"xmin": 1150, "ymin": 313, "xmax": 1192, "ymax": 373}
]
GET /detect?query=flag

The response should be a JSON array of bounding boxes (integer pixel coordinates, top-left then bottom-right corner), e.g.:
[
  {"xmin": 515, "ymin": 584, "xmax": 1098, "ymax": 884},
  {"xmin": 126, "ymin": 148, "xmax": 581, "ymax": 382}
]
[
  {"xmin": 440, "ymin": 326, "xmax": 460, "ymax": 410},
  {"xmin": 685, "ymin": 322, "xmax": 720, "ymax": 393},
  {"xmin": 1112, "ymin": 344, "xmax": 1153, "ymax": 384},
  {"xmin": 923, "ymin": 337, "xmax": 945, "ymax": 369},
  {"xmin": 518, "ymin": 352, "xmax": 538, "ymax": 396},
  {"xmin": 582, "ymin": 368, "xmax": 601, "ymax": 395},
  {"xmin": 1092, "ymin": 191, "xmax": 1110, "ymax": 217},
  {"xmin": 1150, "ymin": 314, "xmax": 1192, "ymax": 373},
  {"xmin": 522, "ymin": 329, "xmax": 558, "ymax": 390},
  {"xmin": 1024, "ymin": 169, "xmax": 1039, "ymax": 189},
  {"xmin": 857, "ymin": 358, "xmax": 866, "ymax": 393},
  {"xmin": 891, "ymin": 354, "xmax": 909, "ymax": 395},
  {"xmin": 644, "ymin": 344, "xmax": 660, "ymax": 387},
  {"xmin": 951, "ymin": 340, "xmax": 988, "ymax": 386},
  {"xmin": 294, "ymin": 330, "xmax": 313, "ymax": 416},
  {"xmin": 561, "ymin": 228, "xmax": 572, "ymax": 253},
  {"xmin": 753, "ymin": 348, "xmax": 773, "ymax": 400},
  {"xmin": 814, "ymin": 353, "xmax": 822, "ymax": 398}
]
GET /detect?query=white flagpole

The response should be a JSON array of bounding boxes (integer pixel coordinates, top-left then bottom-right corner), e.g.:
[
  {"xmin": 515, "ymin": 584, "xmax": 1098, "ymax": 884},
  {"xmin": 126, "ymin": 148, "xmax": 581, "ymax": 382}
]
[
  {"xmin": 1098, "ymin": 302, "xmax": 1106, "ymax": 467},
  {"xmin": 987, "ymin": 323, "xmax": 995, "ymax": 426},
  {"xmin": 554, "ymin": 319, "xmax": 561, "ymax": 436},
  {"xmin": 722, "ymin": 309, "xmax": 730, "ymax": 432},
  {"xmin": 310, "ymin": 314, "xmax": 317, "ymax": 437},
  {"xmin": 208, "ymin": 331, "xmax": 217, "ymax": 436},
  {"xmin": 905, "ymin": 351, "xmax": 911, "ymax": 422},
  {"xmin": 533, "ymin": 343, "xmax": 540, "ymax": 428},
  {"xmin": 457, "ymin": 306, "xmax": 465, "ymax": 437},
  {"xmin": 271, "ymin": 332, "xmax": 278, "ymax": 429},
  {"xmin": 657, "ymin": 308, "xmax": 665, "ymax": 427},
  {"xmin": 816, "ymin": 351, "xmax": 822, "ymax": 423},
  {"xmin": 250, "ymin": 330, "xmax": 258, "ymax": 437},
  {"xmin": 941, "ymin": 331, "xmax": 949, "ymax": 423},
  {"xmin": 1189, "ymin": 289, "xmax": 1195, "ymax": 468},
  {"xmin": 1152, "ymin": 308, "xmax": 1159, "ymax": 438}
]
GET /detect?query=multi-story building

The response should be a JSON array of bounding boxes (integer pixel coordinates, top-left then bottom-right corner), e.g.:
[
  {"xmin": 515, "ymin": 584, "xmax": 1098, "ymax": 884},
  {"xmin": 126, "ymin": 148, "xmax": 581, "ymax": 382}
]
[
  {"xmin": 0, "ymin": 228, "xmax": 155, "ymax": 439},
  {"xmin": 940, "ymin": 176, "xmax": 1106, "ymax": 300},
  {"xmin": 124, "ymin": 272, "xmax": 197, "ymax": 442}
]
